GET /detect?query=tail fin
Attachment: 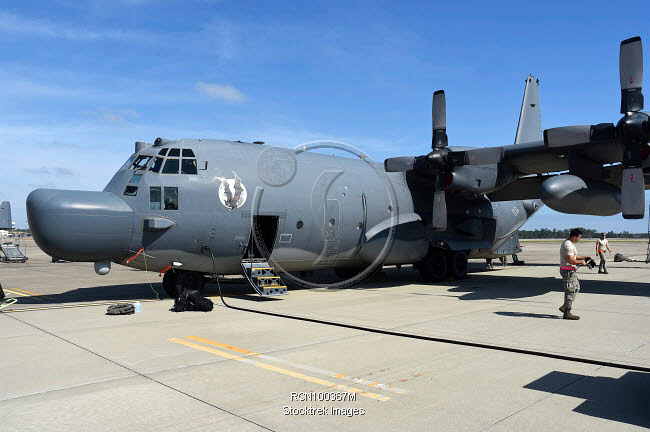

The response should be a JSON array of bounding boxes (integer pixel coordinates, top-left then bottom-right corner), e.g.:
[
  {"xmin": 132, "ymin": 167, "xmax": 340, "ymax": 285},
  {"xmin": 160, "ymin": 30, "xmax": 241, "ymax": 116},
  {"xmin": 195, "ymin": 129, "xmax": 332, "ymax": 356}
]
[
  {"xmin": 0, "ymin": 201, "xmax": 12, "ymax": 230},
  {"xmin": 514, "ymin": 75, "xmax": 542, "ymax": 144}
]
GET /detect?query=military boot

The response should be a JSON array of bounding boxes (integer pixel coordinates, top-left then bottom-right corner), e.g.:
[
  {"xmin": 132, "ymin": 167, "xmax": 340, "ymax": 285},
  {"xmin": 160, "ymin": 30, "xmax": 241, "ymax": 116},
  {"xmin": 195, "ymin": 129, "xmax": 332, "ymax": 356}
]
[
  {"xmin": 563, "ymin": 308, "xmax": 580, "ymax": 320},
  {"xmin": 559, "ymin": 305, "xmax": 565, "ymax": 313}
]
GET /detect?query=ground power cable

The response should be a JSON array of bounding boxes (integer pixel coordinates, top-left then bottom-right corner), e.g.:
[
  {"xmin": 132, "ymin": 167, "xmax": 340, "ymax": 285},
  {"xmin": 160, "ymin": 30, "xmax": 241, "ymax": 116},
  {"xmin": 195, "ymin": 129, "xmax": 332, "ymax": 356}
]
[{"xmin": 204, "ymin": 247, "xmax": 650, "ymax": 374}]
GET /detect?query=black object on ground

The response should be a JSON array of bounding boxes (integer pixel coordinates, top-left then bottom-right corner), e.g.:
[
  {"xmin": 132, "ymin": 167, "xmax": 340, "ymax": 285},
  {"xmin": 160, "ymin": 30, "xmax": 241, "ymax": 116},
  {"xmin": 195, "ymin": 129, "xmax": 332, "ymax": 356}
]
[
  {"xmin": 106, "ymin": 303, "xmax": 135, "ymax": 315},
  {"xmin": 171, "ymin": 289, "xmax": 214, "ymax": 312},
  {"xmin": 614, "ymin": 253, "xmax": 640, "ymax": 263}
]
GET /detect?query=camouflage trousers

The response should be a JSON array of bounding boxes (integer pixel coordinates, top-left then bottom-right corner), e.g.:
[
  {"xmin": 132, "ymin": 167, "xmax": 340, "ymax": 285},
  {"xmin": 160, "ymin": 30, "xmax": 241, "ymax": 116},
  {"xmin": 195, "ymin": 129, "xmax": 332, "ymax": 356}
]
[
  {"xmin": 560, "ymin": 269, "xmax": 580, "ymax": 309},
  {"xmin": 598, "ymin": 252, "xmax": 607, "ymax": 272}
]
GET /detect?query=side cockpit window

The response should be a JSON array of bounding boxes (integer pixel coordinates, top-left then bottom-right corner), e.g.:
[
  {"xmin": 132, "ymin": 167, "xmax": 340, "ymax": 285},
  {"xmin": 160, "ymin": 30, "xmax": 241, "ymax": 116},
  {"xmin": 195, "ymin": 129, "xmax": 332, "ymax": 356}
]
[
  {"xmin": 124, "ymin": 185, "xmax": 138, "ymax": 196},
  {"xmin": 123, "ymin": 174, "xmax": 142, "ymax": 196}
]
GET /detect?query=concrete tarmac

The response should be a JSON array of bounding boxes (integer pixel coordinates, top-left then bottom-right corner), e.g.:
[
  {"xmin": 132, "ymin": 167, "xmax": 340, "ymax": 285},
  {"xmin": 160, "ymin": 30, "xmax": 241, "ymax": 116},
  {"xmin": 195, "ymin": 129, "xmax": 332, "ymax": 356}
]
[{"xmin": 1, "ymin": 239, "xmax": 649, "ymax": 431}]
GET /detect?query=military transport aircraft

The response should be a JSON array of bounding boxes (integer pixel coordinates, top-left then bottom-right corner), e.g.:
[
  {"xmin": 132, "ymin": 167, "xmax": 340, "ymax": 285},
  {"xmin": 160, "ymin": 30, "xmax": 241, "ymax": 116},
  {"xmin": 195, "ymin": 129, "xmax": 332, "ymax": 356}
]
[{"xmin": 26, "ymin": 37, "xmax": 650, "ymax": 297}]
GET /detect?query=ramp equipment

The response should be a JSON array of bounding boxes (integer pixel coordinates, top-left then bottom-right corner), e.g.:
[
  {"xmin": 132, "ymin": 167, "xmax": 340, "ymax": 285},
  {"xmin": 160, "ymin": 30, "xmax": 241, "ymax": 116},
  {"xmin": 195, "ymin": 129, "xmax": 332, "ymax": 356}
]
[
  {"xmin": 0, "ymin": 243, "xmax": 27, "ymax": 263},
  {"xmin": 241, "ymin": 259, "xmax": 288, "ymax": 296}
]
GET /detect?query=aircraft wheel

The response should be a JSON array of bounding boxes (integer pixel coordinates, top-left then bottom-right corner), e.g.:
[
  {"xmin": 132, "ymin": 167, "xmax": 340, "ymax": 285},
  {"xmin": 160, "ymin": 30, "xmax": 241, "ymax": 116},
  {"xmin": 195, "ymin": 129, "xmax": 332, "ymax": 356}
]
[
  {"xmin": 418, "ymin": 250, "xmax": 447, "ymax": 282},
  {"xmin": 447, "ymin": 251, "xmax": 468, "ymax": 279},
  {"xmin": 162, "ymin": 270, "xmax": 178, "ymax": 298}
]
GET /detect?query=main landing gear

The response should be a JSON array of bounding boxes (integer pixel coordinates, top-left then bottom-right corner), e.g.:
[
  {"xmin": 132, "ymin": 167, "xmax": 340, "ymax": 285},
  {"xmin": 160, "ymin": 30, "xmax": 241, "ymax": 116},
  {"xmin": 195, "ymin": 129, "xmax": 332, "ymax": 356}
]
[
  {"xmin": 418, "ymin": 248, "xmax": 468, "ymax": 282},
  {"xmin": 162, "ymin": 269, "xmax": 205, "ymax": 298}
]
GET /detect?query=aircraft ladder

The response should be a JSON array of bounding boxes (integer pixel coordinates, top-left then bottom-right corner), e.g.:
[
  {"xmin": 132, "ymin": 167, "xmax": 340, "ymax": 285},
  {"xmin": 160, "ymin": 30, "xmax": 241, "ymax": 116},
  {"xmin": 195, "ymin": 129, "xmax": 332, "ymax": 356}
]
[
  {"xmin": 241, "ymin": 260, "xmax": 288, "ymax": 296},
  {"xmin": 0, "ymin": 243, "xmax": 27, "ymax": 263}
]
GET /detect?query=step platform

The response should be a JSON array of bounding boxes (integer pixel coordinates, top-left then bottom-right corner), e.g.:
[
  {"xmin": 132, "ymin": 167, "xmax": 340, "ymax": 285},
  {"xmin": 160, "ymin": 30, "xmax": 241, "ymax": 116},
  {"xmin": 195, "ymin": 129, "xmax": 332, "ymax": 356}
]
[{"xmin": 241, "ymin": 260, "xmax": 288, "ymax": 296}]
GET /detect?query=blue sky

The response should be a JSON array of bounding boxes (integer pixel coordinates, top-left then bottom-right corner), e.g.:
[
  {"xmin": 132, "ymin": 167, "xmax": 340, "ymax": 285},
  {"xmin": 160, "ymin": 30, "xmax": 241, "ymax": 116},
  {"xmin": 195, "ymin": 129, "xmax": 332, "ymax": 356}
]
[{"xmin": 1, "ymin": 0, "xmax": 649, "ymax": 232}]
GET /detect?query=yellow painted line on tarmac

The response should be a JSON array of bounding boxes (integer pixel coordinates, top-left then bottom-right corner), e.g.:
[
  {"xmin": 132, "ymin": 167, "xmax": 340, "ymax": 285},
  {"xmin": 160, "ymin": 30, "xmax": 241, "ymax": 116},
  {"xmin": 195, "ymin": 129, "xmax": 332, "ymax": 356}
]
[
  {"xmin": 3, "ymin": 289, "xmax": 32, "ymax": 297},
  {"xmin": 170, "ymin": 338, "xmax": 390, "ymax": 402},
  {"xmin": 7, "ymin": 287, "xmax": 56, "ymax": 301},
  {"xmin": 185, "ymin": 336, "xmax": 407, "ymax": 394}
]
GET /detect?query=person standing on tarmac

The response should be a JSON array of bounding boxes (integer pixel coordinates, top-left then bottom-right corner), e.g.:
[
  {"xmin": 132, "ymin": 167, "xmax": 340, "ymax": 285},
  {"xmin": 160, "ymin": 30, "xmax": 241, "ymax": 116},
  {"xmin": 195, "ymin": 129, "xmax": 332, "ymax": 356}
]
[
  {"xmin": 596, "ymin": 232, "xmax": 612, "ymax": 274},
  {"xmin": 559, "ymin": 228, "xmax": 591, "ymax": 320}
]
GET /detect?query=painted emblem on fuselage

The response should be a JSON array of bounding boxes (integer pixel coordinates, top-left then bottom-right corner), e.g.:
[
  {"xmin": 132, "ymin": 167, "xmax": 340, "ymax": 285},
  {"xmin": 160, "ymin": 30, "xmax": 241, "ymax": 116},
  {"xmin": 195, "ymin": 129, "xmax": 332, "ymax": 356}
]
[{"xmin": 216, "ymin": 172, "xmax": 247, "ymax": 210}]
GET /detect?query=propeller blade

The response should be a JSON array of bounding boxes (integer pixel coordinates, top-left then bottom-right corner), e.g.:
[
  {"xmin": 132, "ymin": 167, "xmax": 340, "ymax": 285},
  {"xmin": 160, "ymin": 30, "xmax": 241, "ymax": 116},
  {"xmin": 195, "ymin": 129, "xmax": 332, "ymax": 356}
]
[
  {"xmin": 432, "ymin": 90, "xmax": 448, "ymax": 149},
  {"xmin": 620, "ymin": 36, "xmax": 644, "ymax": 113},
  {"xmin": 621, "ymin": 167, "xmax": 646, "ymax": 219},
  {"xmin": 384, "ymin": 156, "xmax": 416, "ymax": 172},
  {"xmin": 431, "ymin": 189, "xmax": 447, "ymax": 230},
  {"xmin": 543, "ymin": 125, "xmax": 592, "ymax": 147}
]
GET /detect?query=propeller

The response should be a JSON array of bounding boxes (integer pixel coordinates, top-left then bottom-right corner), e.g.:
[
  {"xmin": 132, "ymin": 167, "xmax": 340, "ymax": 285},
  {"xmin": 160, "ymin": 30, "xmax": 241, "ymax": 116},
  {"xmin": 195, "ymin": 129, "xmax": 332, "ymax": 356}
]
[
  {"xmin": 384, "ymin": 90, "xmax": 504, "ymax": 230},
  {"xmin": 543, "ymin": 37, "xmax": 650, "ymax": 219},
  {"xmin": 618, "ymin": 37, "xmax": 648, "ymax": 219}
]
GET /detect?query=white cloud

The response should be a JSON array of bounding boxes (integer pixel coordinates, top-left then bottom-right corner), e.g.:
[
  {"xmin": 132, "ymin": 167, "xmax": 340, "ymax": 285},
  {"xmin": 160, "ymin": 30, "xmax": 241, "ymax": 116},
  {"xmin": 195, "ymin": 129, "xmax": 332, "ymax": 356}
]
[
  {"xmin": 195, "ymin": 81, "xmax": 246, "ymax": 103},
  {"xmin": 0, "ymin": 11, "xmax": 154, "ymax": 42},
  {"xmin": 98, "ymin": 107, "xmax": 140, "ymax": 125}
]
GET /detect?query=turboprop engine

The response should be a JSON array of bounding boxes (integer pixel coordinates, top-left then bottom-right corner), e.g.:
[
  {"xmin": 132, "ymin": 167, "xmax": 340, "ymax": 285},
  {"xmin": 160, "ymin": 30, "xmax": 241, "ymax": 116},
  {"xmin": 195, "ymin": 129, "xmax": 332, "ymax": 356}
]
[{"xmin": 539, "ymin": 175, "xmax": 621, "ymax": 216}]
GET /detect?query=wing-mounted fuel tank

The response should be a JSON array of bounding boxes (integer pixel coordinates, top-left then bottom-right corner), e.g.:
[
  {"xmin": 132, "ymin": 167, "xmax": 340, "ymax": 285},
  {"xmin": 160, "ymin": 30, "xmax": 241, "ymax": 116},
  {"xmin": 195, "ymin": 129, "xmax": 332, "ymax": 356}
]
[{"xmin": 539, "ymin": 175, "xmax": 621, "ymax": 216}]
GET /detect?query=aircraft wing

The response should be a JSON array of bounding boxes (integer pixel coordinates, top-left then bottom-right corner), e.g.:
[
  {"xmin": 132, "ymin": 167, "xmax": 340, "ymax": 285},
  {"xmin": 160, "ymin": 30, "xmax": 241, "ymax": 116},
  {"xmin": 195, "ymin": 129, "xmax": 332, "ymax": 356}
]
[{"xmin": 387, "ymin": 37, "xmax": 650, "ymax": 219}]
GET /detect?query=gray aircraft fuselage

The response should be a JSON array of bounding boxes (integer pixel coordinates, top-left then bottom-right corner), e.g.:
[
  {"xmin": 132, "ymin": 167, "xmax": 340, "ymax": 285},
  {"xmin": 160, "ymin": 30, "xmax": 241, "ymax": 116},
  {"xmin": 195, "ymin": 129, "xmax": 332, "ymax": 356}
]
[{"xmin": 26, "ymin": 139, "xmax": 539, "ymax": 277}]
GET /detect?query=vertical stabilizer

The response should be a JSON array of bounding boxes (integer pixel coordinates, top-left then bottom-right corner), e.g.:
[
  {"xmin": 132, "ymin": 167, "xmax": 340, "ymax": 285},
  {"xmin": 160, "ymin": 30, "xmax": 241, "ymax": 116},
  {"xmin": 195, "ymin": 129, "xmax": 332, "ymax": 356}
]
[
  {"xmin": 514, "ymin": 75, "xmax": 542, "ymax": 144},
  {"xmin": 0, "ymin": 201, "xmax": 11, "ymax": 230}
]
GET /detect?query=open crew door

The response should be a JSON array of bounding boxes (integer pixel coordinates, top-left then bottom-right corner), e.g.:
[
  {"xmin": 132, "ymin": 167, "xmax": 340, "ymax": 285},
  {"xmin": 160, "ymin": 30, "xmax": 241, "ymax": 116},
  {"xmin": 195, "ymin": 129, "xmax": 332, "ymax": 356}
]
[{"xmin": 241, "ymin": 215, "xmax": 287, "ymax": 296}]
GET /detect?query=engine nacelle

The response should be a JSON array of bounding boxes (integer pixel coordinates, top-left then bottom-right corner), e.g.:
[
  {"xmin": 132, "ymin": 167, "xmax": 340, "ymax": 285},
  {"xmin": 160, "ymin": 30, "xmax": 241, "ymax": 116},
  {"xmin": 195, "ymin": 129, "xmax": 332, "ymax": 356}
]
[
  {"xmin": 448, "ymin": 164, "xmax": 516, "ymax": 196},
  {"xmin": 539, "ymin": 175, "xmax": 621, "ymax": 216}
]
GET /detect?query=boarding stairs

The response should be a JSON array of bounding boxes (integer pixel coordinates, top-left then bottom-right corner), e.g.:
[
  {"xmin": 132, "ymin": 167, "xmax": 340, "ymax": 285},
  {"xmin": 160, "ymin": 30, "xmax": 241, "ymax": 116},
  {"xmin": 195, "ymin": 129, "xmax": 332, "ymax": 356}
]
[
  {"xmin": 241, "ymin": 259, "xmax": 288, "ymax": 296},
  {"xmin": 1, "ymin": 243, "xmax": 27, "ymax": 263}
]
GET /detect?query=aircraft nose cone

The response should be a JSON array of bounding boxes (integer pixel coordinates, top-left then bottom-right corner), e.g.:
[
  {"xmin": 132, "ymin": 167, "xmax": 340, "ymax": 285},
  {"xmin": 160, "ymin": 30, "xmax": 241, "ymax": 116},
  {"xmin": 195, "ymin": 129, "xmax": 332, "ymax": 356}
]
[{"xmin": 27, "ymin": 189, "xmax": 134, "ymax": 261}]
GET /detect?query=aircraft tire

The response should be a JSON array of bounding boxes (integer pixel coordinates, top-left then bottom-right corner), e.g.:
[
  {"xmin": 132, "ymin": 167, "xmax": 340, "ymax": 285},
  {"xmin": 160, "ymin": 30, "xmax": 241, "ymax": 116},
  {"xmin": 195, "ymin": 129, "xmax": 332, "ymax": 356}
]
[
  {"xmin": 447, "ymin": 251, "xmax": 468, "ymax": 280},
  {"xmin": 163, "ymin": 270, "xmax": 178, "ymax": 299},
  {"xmin": 418, "ymin": 250, "xmax": 447, "ymax": 282}
]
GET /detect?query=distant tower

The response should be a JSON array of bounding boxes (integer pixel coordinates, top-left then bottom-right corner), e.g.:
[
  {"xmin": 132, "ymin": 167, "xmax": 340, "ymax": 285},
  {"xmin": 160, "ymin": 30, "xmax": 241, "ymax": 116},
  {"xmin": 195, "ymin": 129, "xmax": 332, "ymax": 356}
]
[{"xmin": 0, "ymin": 201, "xmax": 11, "ymax": 230}]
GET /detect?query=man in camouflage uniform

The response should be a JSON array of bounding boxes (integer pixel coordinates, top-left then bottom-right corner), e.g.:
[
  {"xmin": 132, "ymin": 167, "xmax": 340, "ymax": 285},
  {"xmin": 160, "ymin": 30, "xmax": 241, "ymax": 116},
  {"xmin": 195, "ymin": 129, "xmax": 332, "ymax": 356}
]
[{"xmin": 558, "ymin": 228, "xmax": 591, "ymax": 320}]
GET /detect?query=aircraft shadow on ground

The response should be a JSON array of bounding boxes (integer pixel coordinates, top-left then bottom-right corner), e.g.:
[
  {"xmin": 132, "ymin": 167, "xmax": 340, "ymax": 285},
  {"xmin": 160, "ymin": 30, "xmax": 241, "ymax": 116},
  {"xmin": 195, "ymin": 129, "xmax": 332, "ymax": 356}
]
[
  {"xmin": 4, "ymin": 279, "xmax": 263, "ymax": 305},
  {"xmin": 356, "ymin": 266, "xmax": 650, "ymax": 300},
  {"xmin": 524, "ymin": 371, "xmax": 650, "ymax": 428},
  {"xmin": 6, "ymin": 267, "xmax": 649, "ymax": 305}
]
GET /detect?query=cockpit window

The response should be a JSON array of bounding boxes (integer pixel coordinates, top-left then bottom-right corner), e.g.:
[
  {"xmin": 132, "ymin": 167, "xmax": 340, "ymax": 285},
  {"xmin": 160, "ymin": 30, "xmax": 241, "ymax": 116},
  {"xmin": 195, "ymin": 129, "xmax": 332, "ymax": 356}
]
[
  {"xmin": 164, "ymin": 187, "xmax": 178, "ymax": 210},
  {"xmin": 130, "ymin": 155, "xmax": 153, "ymax": 170},
  {"xmin": 129, "ymin": 174, "xmax": 142, "ymax": 185},
  {"xmin": 158, "ymin": 148, "xmax": 168, "ymax": 156},
  {"xmin": 181, "ymin": 159, "xmax": 198, "ymax": 175},
  {"xmin": 122, "ymin": 154, "xmax": 137, "ymax": 169},
  {"xmin": 123, "ymin": 185, "xmax": 138, "ymax": 196},
  {"xmin": 182, "ymin": 149, "xmax": 195, "ymax": 157},
  {"xmin": 168, "ymin": 148, "xmax": 180, "ymax": 157},
  {"xmin": 162, "ymin": 159, "xmax": 179, "ymax": 174},
  {"xmin": 150, "ymin": 187, "xmax": 161, "ymax": 210},
  {"xmin": 149, "ymin": 157, "xmax": 164, "ymax": 173}
]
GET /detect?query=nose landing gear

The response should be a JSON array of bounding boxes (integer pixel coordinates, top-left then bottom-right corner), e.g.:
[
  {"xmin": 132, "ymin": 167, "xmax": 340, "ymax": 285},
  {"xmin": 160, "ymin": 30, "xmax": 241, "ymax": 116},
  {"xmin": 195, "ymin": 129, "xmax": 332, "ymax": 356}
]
[{"xmin": 162, "ymin": 269, "xmax": 205, "ymax": 299}]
